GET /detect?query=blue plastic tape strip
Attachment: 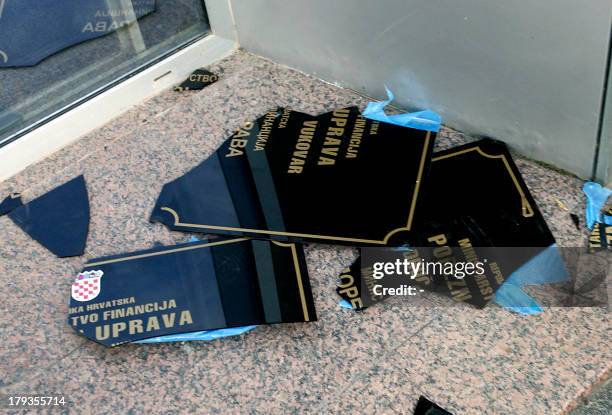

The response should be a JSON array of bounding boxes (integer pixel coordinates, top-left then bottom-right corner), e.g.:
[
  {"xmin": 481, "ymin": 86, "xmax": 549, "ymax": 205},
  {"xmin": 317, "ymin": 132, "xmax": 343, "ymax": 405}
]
[
  {"xmin": 494, "ymin": 284, "xmax": 544, "ymax": 315},
  {"xmin": 134, "ymin": 326, "xmax": 258, "ymax": 344},
  {"xmin": 583, "ymin": 181, "xmax": 612, "ymax": 230},
  {"xmin": 362, "ymin": 86, "xmax": 441, "ymax": 132},
  {"xmin": 338, "ymin": 299, "xmax": 354, "ymax": 309},
  {"xmin": 494, "ymin": 244, "xmax": 569, "ymax": 315}
]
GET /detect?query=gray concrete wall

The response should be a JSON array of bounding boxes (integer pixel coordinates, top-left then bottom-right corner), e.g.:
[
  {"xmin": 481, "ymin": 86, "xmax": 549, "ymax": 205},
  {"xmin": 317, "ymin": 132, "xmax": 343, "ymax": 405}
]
[
  {"xmin": 596, "ymin": 58, "xmax": 612, "ymax": 186},
  {"xmin": 231, "ymin": 0, "xmax": 612, "ymax": 179}
]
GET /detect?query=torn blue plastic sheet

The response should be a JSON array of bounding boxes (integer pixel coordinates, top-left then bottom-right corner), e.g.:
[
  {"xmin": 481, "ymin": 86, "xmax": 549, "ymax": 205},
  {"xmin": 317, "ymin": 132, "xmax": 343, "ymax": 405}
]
[
  {"xmin": 8, "ymin": 176, "xmax": 89, "ymax": 257},
  {"xmin": 135, "ymin": 236, "xmax": 259, "ymax": 344},
  {"xmin": 362, "ymin": 86, "xmax": 441, "ymax": 132},
  {"xmin": 583, "ymin": 181, "xmax": 612, "ymax": 229},
  {"xmin": 494, "ymin": 244, "xmax": 569, "ymax": 314}
]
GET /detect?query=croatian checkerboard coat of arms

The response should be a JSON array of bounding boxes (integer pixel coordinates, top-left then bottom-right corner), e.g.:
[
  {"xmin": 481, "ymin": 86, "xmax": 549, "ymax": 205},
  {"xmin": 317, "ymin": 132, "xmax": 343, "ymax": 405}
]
[{"xmin": 72, "ymin": 270, "xmax": 103, "ymax": 302}]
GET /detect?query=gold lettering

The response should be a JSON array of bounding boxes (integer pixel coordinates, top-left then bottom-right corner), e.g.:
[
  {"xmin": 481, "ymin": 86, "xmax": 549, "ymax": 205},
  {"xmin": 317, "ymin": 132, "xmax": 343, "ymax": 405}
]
[
  {"xmin": 323, "ymin": 137, "xmax": 341, "ymax": 146},
  {"xmin": 287, "ymin": 120, "xmax": 318, "ymax": 173},
  {"xmin": 146, "ymin": 316, "xmax": 160, "ymax": 331},
  {"xmin": 112, "ymin": 322, "xmax": 127, "ymax": 338},
  {"xmin": 346, "ymin": 116, "xmax": 366, "ymax": 158},
  {"xmin": 129, "ymin": 319, "xmax": 143, "ymax": 335},
  {"xmin": 278, "ymin": 108, "xmax": 291, "ymax": 128},
  {"xmin": 179, "ymin": 310, "xmax": 193, "ymax": 325},
  {"xmin": 321, "ymin": 147, "xmax": 339, "ymax": 157},
  {"xmin": 451, "ymin": 287, "xmax": 472, "ymax": 301},
  {"xmin": 317, "ymin": 156, "xmax": 335, "ymax": 166},
  {"xmin": 96, "ymin": 325, "xmax": 110, "ymax": 341},
  {"xmin": 226, "ymin": 122, "xmax": 254, "ymax": 157},
  {"xmin": 370, "ymin": 121, "xmax": 379, "ymax": 135},
  {"xmin": 161, "ymin": 313, "xmax": 175, "ymax": 328},
  {"xmin": 327, "ymin": 127, "xmax": 344, "ymax": 137},
  {"xmin": 428, "ymin": 234, "xmax": 447, "ymax": 245}
]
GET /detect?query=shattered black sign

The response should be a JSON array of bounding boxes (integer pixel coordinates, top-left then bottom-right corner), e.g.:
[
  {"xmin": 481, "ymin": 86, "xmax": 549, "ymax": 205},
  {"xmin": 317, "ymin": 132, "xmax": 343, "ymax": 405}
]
[
  {"xmin": 337, "ymin": 139, "xmax": 556, "ymax": 309},
  {"xmin": 68, "ymin": 238, "xmax": 316, "ymax": 347},
  {"xmin": 151, "ymin": 107, "xmax": 436, "ymax": 246}
]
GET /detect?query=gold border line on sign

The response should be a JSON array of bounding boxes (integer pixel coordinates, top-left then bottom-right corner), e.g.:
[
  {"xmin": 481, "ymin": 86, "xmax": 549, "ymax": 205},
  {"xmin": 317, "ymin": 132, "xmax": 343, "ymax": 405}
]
[
  {"xmin": 272, "ymin": 241, "xmax": 309, "ymax": 321},
  {"xmin": 84, "ymin": 238, "xmax": 310, "ymax": 323},
  {"xmin": 85, "ymin": 238, "xmax": 249, "ymax": 266},
  {"xmin": 432, "ymin": 146, "xmax": 534, "ymax": 218},
  {"xmin": 160, "ymin": 132, "xmax": 432, "ymax": 245}
]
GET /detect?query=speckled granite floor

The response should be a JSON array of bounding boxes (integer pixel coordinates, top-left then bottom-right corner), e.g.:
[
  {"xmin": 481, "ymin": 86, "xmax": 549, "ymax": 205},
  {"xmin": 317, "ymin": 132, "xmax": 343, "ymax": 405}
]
[{"xmin": 0, "ymin": 50, "xmax": 609, "ymax": 414}]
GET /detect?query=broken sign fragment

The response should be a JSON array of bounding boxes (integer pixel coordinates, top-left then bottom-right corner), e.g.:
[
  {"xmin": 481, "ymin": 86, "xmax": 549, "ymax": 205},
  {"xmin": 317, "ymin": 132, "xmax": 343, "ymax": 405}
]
[
  {"xmin": 8, "ymin": 175, "xmax": 89, "ymax": 257},
  {"xmin": 174, "ymin": 68, "xmax": 218, "ymax": 91},
  {"xmin": 337, "ymin": 139, "xmax": 557, "ymax": 309},
  {"xmin": 570, "ymin": 213, "xmax": 580, "ymax": 230},
  {"xmin": 151, "ymin": 106, "xmax": 436, "ymax": 246},
  {"xmin": 68, "ymin": 238, "xmax": 316, "ymax": 347}
]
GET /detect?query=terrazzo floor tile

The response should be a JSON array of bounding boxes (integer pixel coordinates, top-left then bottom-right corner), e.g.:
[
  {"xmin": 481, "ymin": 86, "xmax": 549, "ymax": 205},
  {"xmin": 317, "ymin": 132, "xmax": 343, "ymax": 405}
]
[
  {"xmin": 0, "ymin": 278, "xmax": 87, "ymax": 387},
  {"xmin": 0, "ymin": 50, "xmax": 609, "ymax": 414},
  {"xmin": 320, "ymin": 309, "xmax": 610, "ymax": 415}
]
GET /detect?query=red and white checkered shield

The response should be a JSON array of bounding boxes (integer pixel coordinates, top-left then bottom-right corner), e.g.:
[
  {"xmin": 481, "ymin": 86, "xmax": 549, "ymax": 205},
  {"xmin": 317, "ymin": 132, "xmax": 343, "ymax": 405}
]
[{"xmin": 71, "ymin": 271, "xmax": 103, "ymax": 302}]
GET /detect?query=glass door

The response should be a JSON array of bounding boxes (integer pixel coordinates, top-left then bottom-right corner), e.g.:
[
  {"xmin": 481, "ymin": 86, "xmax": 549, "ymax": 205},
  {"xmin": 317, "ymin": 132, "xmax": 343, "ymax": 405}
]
[{"xmin": 0, "ymin": 0, "xmax": 210, "ymax": 146}]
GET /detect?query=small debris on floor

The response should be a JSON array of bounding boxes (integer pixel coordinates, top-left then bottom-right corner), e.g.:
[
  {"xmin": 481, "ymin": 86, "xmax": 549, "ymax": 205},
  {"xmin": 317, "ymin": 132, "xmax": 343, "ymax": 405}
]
[
  {"xmin": 174, "ymin": 68, "xmax": 218, "ymax": 91},
  {"xmin": 414, "ymin": 396, "xmax": 454, "ymax": 415}
]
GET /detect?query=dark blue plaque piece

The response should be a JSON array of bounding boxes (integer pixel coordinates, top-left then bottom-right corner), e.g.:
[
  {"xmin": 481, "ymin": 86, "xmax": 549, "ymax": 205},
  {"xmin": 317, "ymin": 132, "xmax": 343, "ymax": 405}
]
[
  {"xmin": 150, "ymin": 107, "xmax": 436, "ymax": 246},
  {"xmin": 68, "ymin": 238, "xmax": 316, "ymax": 347},
  {"xmin": 8, "ymin": 175, "xmax": 89, "ymax": 257}
]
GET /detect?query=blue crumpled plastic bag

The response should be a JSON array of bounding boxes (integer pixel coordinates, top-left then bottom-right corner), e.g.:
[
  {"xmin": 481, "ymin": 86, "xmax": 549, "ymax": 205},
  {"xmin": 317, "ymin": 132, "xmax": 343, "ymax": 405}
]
[
  {"xmin": 583, "ymin": 181, "xmax": 612, "ymax": 229},
  {"xmin": 135, "ymin": 236, "xmax": 258, "ymax": 343},
  {"xmin": 494, "ymin": 244, "xmax": 569, "ymax": 314},
  {"xmin": 362, "ymin": 86, "xmax": 441, "ymax": 132}
]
